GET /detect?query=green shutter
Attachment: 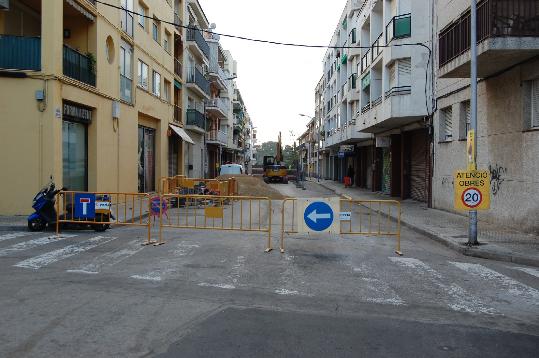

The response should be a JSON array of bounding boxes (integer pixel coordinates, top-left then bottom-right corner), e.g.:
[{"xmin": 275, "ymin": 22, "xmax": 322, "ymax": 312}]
[
  {"xmin": 361, "ymin": 73, "xmax": 370, "ymax": 90},
  {"xmin": 341, "ymin": 54, "xmax": 348, "ymax": 64},
  {"xmin": 174, "ymin": 79, "xmax": 182, "ymax": 89},
  {"xmin": 342, "ymin": 19, "xmax": 347, "ymax": 30},
  {"xmin": 394, "ymin": 16, "xmax": 411, "ymax": 38}
]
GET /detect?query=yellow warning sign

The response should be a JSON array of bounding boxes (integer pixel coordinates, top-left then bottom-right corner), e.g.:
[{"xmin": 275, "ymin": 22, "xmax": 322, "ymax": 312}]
[{"xmin": 454, "ymin": 170, "xmax": 490, "ymax": 211}]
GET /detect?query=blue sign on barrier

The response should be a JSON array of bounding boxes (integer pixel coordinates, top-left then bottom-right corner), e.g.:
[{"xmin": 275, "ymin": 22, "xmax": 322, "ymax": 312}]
[
  {"xmin": 74, "ymin": 193, "xmax": 96, "ymax": 219},
  {"xmin": 304, "ymin": 201, "xmax": 334, "ymax": 231}
]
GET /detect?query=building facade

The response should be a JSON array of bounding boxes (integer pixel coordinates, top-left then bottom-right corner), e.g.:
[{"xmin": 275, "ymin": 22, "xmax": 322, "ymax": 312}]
[{"xmin": 0, "ymin": 0, "xmax": 253, "ymax": 215}]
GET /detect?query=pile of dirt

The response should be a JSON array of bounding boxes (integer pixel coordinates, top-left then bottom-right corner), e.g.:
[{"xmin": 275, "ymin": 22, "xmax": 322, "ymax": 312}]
[{"xmin": 216, "ymin": 174, "xmax": 286, "ymax": 199}]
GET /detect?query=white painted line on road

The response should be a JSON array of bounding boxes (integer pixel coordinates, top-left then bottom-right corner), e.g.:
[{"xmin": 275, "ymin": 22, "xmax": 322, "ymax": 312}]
[
  {"xmin": 229, "ymin": 255, "xmax": 245, "ymax": 285},
  {"xmin": 350, "ymin": 264, "xmax": 405, "ymax": 306},
  {"xmin": 131, "ymin": 273, "xmax": 162, "ymax": 282},
  {"xmin": 450, "ymin": 262, "xmax": 539, "ymax": 304},
  {"xmin": 389, "ymin": 257, "xmax": 495, "ymax": 314},
  {"xmin": 14, "ymin": 236, "xmax": 117, "ymax": 270},
  {"xmin": 198, "ymin": 282, "xmax": 235, "ymax": 290},
  {"xmin": 0, "ymin": 232, "xmax": 36, "ymax": 243},
  {"xmin": 510, "ymin": 267, "xmax": 539, "ymax": 279},
  {"xmin": 0, "ymin": 234, "xmax": 77, "ymax": 257},
  {"xmin": 274, "ymin": 288, "xmax": 300, "ymax": 296},
  {"xmin": 67, "ymin": 239, "xmax": 144, "ymax": 274}
]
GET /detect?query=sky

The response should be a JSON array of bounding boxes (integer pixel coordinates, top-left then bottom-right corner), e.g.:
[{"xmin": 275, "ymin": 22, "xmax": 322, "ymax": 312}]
[{"xmin": 199, "ymin": 0, "xmax": 345, "ymax": 146}]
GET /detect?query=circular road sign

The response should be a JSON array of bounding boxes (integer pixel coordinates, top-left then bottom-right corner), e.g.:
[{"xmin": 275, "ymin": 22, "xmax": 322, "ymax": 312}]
[
  {"xmin": 461, "ymin": 187, "xmax": 483, "ymax": 208},
  {"xmin": 304, "ymin": 201, "xmax": 334, "ymax": 231}
]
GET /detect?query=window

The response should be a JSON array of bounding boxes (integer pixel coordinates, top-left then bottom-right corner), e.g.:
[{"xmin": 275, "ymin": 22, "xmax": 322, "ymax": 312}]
[
  {"xmin": 152, "ymin": 70, "xmax": 161, "ymax": 97},
  {"xmin": 138, "ymin": 3, "xmax": 147, "ymax": 30},
  {"xmin": 152, "ymin": 18, "xmax": 160, "ymax": 43},
  {"xmin": 164, "ymin": 31, "xmax": 171, "ymax": 54},
  {"xmin": 120, "ymin": 41, "xmax": 133, "ymax": 102},
  {"xmin": 440, "ymin": 106, "xmax": 453, "ymax": 141},
  {"xmin": 461, "ymin": 100, "xmax": 471, "ymax": 139},
  {"xmin": 531, "ymin": 79, "xmax": 539, "ymax": 129},
  {"xmin": 388, "ymin": 62, "xmax": 396, "ymax": 89},
  {"xmin": 397, "ymin": 58, "xmax": 411, "ymax": 86},
  {"xmin": 137, "ymin": 60, "xmax": 148, "ymax": 90},
  {"xmin": 121, "ymin": 0, "xmax": 134, "ymax": 38},
  {"xmin": 164, "ymin": 79, "xmax": 171, "ymax": 102}
]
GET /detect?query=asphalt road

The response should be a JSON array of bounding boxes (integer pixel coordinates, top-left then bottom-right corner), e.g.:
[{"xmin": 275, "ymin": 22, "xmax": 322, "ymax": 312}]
[{"xmin": 0, "ymin": 182, "xmax": 537, "ymax": 357}]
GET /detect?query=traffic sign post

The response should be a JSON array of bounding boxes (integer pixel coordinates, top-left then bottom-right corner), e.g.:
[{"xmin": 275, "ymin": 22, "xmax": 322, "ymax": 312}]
[
  {"xmin": 297, "ymin": 198, "xmax": 340, "ymax": 234},
  {"xmin": 454, "ymin": 170, "xmax": 490, "ymax": 211}
]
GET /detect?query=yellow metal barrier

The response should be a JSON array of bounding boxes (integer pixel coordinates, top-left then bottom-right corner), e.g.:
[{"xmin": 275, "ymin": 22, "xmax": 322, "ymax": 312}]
[
  {"xmin": 56, "ymin": 191, "xmax": 154, "ymax": 245},
  {"xmin": 159, "ymin": 176, "xmax": 238, "ymax": 196},
  {"xmin": 280, "ymin": 198, "xmax": 402, "ymax": 255},
  {"xmin": 156, "ymin": 194, "xmax": 272, "ymax": 252}
]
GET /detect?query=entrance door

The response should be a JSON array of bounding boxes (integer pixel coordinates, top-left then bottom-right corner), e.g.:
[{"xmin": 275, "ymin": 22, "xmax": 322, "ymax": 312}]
[
  {"xmin": 138, "ymin": 126, "xmax": 155, "ymax": 193},
  {"xmin": 62, "ymin": 120, "xmax": 87, "ymax": 191}
]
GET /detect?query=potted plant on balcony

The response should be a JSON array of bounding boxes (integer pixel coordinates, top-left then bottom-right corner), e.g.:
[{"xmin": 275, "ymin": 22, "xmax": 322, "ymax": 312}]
[{"xmin": 86, "ymin": 52, "xmax": 96, "ymax": 75}]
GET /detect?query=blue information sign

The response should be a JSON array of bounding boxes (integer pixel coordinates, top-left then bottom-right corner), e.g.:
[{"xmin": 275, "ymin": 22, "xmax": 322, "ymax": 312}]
[
  {"xmin": 74, "ymin": 193, "xmax": 96, "ymax": 219},
  {"xmin": 303, "ymin": 201, "xmax": 334, "ymax": 231}
]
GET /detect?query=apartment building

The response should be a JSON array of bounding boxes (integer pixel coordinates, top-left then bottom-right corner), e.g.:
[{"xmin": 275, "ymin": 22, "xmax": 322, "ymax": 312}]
[
  {"xmin": 319, "ymin": 0, "xmax": 434, "ymax": 203},
  {"xmin": 314, "ymin": 76, "xmax": 324, "ymax": 179},
  {"xmin": 433, "ymin": 0, "xmax": 539, "ymax": 232},
  {"xmin": 0, "ymin": 0, "xmax": 182, "ymax": 214}
]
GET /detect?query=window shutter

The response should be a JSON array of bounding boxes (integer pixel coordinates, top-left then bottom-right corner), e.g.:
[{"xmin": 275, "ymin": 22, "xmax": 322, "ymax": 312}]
[
  {"xmin": 388, "ymin": 62, "xmax": 396, "ymax": 89},
  {"xmin": 532, "ymin": 79, "xmax": 539, "ymax": 128},
  {"xmin": 397, "ymin": 58, "xmax": 411, "ymax": 86},
  {"xmin": 441, "ymin": 107, "xmax": 453, "ymax": 141},
  {"xmin": 464, "ymin": 101, "xmax": 471, "ymax": 133}
]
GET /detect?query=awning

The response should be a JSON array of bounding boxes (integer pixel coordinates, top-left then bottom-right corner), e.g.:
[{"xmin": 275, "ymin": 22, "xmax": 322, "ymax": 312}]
[
  {"xmin": 169, "ymin": 124, "xmax": 194, "ymax": 144},
  {"xmin": 66, "ymin": 0, "xmax": 96, "ymax": 22},
  {"xmin": 174, "ymin": 80, "xmax": 182, "ymax": 89}
]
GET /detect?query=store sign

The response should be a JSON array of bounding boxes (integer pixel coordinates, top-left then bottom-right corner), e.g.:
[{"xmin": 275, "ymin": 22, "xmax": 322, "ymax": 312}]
[
  {"xmin": 376, "ymin": 137, "xmax": 390, "ymax": 148},
  {"xmin": 63, "ymin": 102, "xmax": 92, "ymax": 124},
  {"xmin": 339, "ymin": 145, "xmax": 355, "ymax": 152}
]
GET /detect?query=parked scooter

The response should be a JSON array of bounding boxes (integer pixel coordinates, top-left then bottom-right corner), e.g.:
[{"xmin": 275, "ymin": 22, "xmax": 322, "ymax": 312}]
[{"xmin": 28, "ymin": 179, "xmax": 113, "ymax": 232}]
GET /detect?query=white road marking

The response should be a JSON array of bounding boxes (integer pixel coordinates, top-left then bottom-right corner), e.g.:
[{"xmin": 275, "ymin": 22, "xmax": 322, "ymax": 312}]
[
  {"xmin": 510, "ymin": 267, "xmax": 539, "ymax": 279},
  {"xmin": 0, "ymin": 232, "xmax": 35, "ymax": 243},
  {"xmin": 198, "ymin": 282, "xmax": 235, "ymax": 290},
  {"xmin": 389, "ymin": 257, "xmax": 495, "ymax": 314},
  {"xmin": 131, "ymin": 273, "xmax": 162, "ymax": 282},
  {"xmin": 229, "ymin": 256, "xmax": 245, "ymax": 285},
  {"xmin": 349, "ymin": 264, "xmax": 405, "ymax": 306},
  {"xmin": 450, "ymin": 262, "xmax": 539, "ymax": 304},
  {"xmin": 67, "ymin": 239, "xmax": 144, "ymax": 274},
  {"xmin": 274, "ymin": 288, "xmax": 300, "ymax": 296},
  {"xmin": 0, "ymin": 234, "xmax": 77, "ymax": 257},
  {"xmin": 14, "ymin": 236, "xmax": 117, "ymax": 270}
]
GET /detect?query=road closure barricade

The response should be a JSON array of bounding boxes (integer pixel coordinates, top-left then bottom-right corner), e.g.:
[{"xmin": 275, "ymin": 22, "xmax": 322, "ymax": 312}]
[
  {"xmin": 159, "ymin": 176, "xmax": 238, "ymax": 196},
  {"xmin": 156, "ymin": 194, "xmax": 272, "ymax": 252},
  {"xmin": 56, "ymin": 191, "xmax": 154, "ymax": 245},
  {"xmin": 280, "ymin": 197, "xmax": 402, "ymax": 255}
]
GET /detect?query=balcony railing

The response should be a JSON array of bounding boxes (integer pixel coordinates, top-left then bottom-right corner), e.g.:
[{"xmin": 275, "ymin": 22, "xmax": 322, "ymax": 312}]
[
  {"xmin": 439, "ymin": 0, "xmax": 539, "ymax": 67},
  {"xmin": 186, "ymin": 67, "xmax": 210, "ymax": 96},
  {"xmin": 209, "ymin": 63, "xmax": 227, "ymax": 83},
  {"xmin": 371, "ymin": 33, "xmax": 383, "ymax": 61},
  {"xmin": 186, "ymin": 28, "xmax": 210, "ymax": 59},
  {"xmin": 206, "ymin": 129, "xmax": 227, "ymax": 144},
  {"xmin": 385, "ymin": 85, "xmax": 412, "ymax": 98},
  {"xmin": 174, "ymin": 58, "xmax": 182, "ymax": 77},
  {"xmin": 186, "ymin": 109, "xmax": 206, "ymax": 130},
  {"xmin": 348, "ymin": 73, "xmax": 357, "ymax": 91},
  {"xmin": 207, "ymin": 97, "xmax": 230, "ymax": 114},
  {"xmin": 0, "ymin": 35, "xmax": 40, "ymax": 71},
  {"xmin": 386, "ymin": 14, "xmax": 412, "ymax": 44},
  {"xmin": 63, "ymin": 45, "xmax": 96, "ymax": 86},
  {"xmin": 372, "ymin": 95, "xmax": 383, "ymax": 107},
  {"xmin": 361, "ymin": 102, "xmax": 371, "ymax": 114},
  {"xmin": 173, "ymin": 105, "xmax": 182, "ymax": 124},
  {"xmin": 361, "ymin": 49, "xmax": 371, "ymax": 73}
]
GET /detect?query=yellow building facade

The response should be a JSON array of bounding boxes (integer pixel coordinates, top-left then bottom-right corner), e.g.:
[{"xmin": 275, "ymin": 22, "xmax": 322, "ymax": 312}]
[{"xmin": 0, "ymin": 0, "xmax": 187, "ymax": 215}]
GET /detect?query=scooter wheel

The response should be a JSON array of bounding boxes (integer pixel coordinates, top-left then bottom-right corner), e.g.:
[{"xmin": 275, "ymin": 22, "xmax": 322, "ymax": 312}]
[
  {"xmin": 93, "ymin": 224, "xmax": 110, "ymax": 232},
  {"xmin": 28, "ymin": 218, "xmax": 45, "ymax": 231}
]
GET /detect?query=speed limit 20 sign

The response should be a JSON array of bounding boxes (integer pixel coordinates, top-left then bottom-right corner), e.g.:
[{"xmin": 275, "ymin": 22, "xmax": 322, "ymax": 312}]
[{"xmin": 454, "ymin": 170, "xmax": 490, "ymax": 210}]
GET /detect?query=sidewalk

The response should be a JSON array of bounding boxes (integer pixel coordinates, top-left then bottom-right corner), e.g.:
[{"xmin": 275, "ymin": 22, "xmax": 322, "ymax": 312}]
[{"xmin": 310, "ymin": 178, "xmax": 539, "ymax": 267}]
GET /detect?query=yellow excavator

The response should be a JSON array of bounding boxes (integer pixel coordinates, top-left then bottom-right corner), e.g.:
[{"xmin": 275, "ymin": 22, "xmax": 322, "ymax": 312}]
[{"xmin": 263, "ymin": 132, "xmax": 288, "ymax": 184}]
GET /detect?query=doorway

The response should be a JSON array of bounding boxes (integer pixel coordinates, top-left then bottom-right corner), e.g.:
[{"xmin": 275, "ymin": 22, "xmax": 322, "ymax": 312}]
[{"xmin": 138, "ymin": 126, "xmax": 155, "ymax": 193}]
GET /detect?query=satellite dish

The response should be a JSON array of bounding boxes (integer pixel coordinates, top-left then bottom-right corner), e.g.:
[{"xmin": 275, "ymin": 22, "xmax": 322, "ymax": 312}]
[{"xmin": 210, "ymin": 23, "xmax": 216, "ymax": 30}]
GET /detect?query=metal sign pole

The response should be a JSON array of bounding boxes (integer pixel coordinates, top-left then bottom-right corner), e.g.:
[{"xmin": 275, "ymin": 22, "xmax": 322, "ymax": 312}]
[{"xmin": 469, "ymin": 0, "xmax": 478, "ymax": 245}]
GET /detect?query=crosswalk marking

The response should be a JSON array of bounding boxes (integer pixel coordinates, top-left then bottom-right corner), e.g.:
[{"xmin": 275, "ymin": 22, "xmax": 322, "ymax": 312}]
[
  {"xmin": 0, "ymin": 232, "xmax": 35, "ymax": 243},
  {"xmin": 14, "ymin": 236, "xmax": 117, "ymax": 270},
  {"xmin": 450, "ymin": 262, "xmax": 539, "ymax": 304},
  {"xmin": 511, "ymin": 266, "xmax": 539, "ymax": 278},
  {"xmin": 0, "ymin": 234, "xmax": 77, "ymax": 257},
  {"xmin": 349, "ymin": 263, "xmax": 405, "ymax": 305},
  {"xmin": 389, "ymin": 257, "xmax": 495, "ymax": 314},
  {"xmin": 67, "ymin": 239, "xmax": 144, "ymax": 274}
]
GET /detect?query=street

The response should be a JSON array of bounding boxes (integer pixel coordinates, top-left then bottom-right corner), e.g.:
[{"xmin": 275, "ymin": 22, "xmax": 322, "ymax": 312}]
[{"xmin": 0, "ymin": 182, "xmax": 537, "ymax": 357}]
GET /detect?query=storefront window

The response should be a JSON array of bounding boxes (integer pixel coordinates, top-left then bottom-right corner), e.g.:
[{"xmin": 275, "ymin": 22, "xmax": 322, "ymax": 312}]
[{"xmin": 62, "ymin": 121, "xmax": 87, "ymax": 191}]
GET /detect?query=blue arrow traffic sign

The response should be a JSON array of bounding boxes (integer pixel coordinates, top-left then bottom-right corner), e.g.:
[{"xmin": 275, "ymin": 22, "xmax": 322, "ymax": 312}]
[{"xmin": 304, "ymin": 201, "xmax": 334, "ymax": 232}]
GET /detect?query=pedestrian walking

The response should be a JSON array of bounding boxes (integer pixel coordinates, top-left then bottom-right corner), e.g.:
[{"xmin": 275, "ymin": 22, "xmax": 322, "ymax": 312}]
[{"xmin": 345, "ymin": 165, "xmax": 354, "ymax": 187}]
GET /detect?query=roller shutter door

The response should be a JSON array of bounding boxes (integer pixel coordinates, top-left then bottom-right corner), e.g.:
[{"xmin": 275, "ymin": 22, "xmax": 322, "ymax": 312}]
[{"xmin": 409, "ymin": 129, "xmax": 427, "ymax": 202}]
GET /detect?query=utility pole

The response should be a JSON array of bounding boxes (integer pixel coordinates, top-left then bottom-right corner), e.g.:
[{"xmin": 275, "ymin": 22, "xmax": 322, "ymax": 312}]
[{"xmin": 469, "ymin": 0, "xmax": 478, "ymax": 245}]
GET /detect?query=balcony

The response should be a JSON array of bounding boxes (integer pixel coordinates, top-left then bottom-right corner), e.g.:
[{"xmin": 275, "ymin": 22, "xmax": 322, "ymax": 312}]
[
  {"xmin": 186, "ymin": 28, "xmax": 210, "ymax": 60},
  {"xmin": 63, "ymin": 45, "xmax": 96, "ymax": 86},
  {"xmin": 174, "ymin": 58, "xmax": 182, "ymax": 78},
  {"xmin": 386, "ymin": 14, "xmax": 412, "ymax": 44},
  {"xmin": 371, "ymin": 33, "xmax": 384, "ymax": 62},
  {"xmin": 208, "ymin": 64, "xmax": 227, "ymax": 89},
  {"xmin": 0, "ymin": 35, "xmax": 40, "ymax": 71},
  {"xmin": 385, "ymin": 85, "xmax": 411, "ymax": 99},
  {"xmin": 439, "ymin": 0, "xmax": 539, "ymax": 78},
  {"xmin": 361, "ymin": 102, "xmax": 371, "ymax": 114},
  {"xmin": 206, "ymin": 97, "xmax": 229, "ymax": 118},
  {"xmin": 361, "ymin": 49, "xmax": 371, "ymax": 73},
  {"xmin": 186, "ymin": 67, "xmax": 210, "ymax": 98},
  {"xmin": 173, "ymin": 105, "xmax": 182, "ymax": 124},
  {"xmin": 185, "ymin": 109, "xmax": 206, "ymax": 134},
  {"xmin": 206, "ymin": 129, "xmax": 227, "ymax": 145}
]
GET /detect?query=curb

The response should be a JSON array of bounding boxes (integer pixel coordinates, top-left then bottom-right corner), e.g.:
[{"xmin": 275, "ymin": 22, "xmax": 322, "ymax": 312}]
[{"xmin": 314, "ymin": 180, "xmax": 539, "ymax": 268}]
